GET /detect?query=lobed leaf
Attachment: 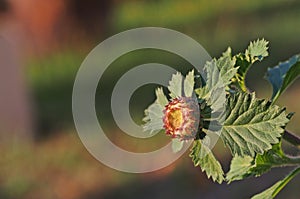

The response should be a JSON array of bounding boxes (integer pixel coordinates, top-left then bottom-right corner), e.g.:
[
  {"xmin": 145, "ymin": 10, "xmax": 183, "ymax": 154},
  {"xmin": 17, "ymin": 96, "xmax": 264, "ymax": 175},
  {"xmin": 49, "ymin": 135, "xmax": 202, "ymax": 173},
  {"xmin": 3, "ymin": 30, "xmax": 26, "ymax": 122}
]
[
  {"xmin": 233, "ymin": 39, "xmax": 269, "ymax": 92},
  {"xmin": 190, "ymin": 139, "xmax": 224, "ymax": 183},
  {"xmin": 226, "ymin": 141, "xmax": 300, "ymax": 183},
  {"xmin": 143, "ymin": 87, "xmax": 167, "ymax": 134},
  {"xmin": 221, "ymin": 92, "xmax": 289, "ymax": 157},
  {"xmin": 143, "ymin": 103, "xmax": 164, "ymax": 134},
  {"xmin": 246, "ymin": 38, "xmax": 269, "ymax": 62},
  {"xmin": 196, "ymin": 49, "xmax": 237, "ymax": 114}
]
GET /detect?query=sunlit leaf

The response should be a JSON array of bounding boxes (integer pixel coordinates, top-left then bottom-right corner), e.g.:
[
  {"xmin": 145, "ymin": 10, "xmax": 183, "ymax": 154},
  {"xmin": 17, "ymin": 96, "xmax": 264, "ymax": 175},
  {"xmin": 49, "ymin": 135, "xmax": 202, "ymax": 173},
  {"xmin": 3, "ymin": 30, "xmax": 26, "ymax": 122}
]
[
  {"xmin": 221, "ymin": 92, "xmax": 289, "ymax": 157},
  {"xmin": 168, "ymin": 72, "xmax": 183, "ymax": 99},
  {"xmin": 184, "ymin": 69, "xmax": 195, "ymax": 97},
  {"xmin": 226, "ymin": 141, "xmax": 300, "ymax": 183},
  {"xmin": 171, "ymin": 138, "xmax": 184, "ymax": 153},
  {"xmin": 233, "ymin": 39, "xmax": 269, "ymax": 92},
  {"xmin": 190, "ymin": 139, "xmax": 224, "ymax": 183}
]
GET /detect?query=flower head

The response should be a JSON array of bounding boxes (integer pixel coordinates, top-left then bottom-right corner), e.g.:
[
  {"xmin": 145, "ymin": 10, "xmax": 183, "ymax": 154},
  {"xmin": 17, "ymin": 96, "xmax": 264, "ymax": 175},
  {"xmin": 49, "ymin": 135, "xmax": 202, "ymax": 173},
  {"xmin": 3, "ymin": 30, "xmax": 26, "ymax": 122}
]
[
  {"xmin": 143, "ymin": 70, "xmax": 200, "ymax": 141},
  {"xmin": 163, "ymin": 97, "xmax": 200, "ymax": 140}
]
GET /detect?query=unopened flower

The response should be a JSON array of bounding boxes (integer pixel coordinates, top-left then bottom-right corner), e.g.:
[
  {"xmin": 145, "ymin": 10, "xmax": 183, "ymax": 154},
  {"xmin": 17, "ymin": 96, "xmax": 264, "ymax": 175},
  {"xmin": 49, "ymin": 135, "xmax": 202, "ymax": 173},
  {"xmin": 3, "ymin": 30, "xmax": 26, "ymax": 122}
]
[
  {"xmin": 143, "ymin": 70, "xmax": 200, "ymax": 141},
  {"xmin": 163, "ymin": 97, "xmax": 200, "ymax": 140}
]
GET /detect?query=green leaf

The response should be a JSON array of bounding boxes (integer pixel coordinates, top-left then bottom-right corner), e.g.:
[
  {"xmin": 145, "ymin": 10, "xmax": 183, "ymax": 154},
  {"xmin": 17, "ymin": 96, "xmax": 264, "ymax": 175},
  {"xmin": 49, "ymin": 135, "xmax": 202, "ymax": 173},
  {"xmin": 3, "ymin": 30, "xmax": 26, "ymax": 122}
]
[
  {"xmin": 143, "ymin": 103, "xmax": 164, "ymax": 134},
  {"xmin": 266, "ymin": 54, "xmax": 300, "ymax": 102},
  {"xmin": 233, "ymin": 39, "xmax": 269, "ymax": 92},
  {"xmin": 171, "ymin": 138, "xmax": 184, "ymax": 153},
  {"xmin": 155, "ymin": 87, "xmax": 168, "ymax": 106},
  {"xmin": 246, "ymin": 38, "xmax": 269, "ymax": 62},
  {"xmin": 226, "ymin": 141, "xmax": 300, "ymax": 183},
  {"xmin": 251, "ymin": 167, "xmax": 300, "ymax": 199},
  {"xmin": 190, "ymin": 139, "xmax": 224, "ymax": 183},
  {"xmin": 184, "ymin": 70, "xmax": 195, "ymax": 97},
  {"xmin": 250, "ymin": 142, "xmax": 290, "ymax": 176},
  {"xmin": 221, "ymin": 92, "xmax": 289, "ymax": 157},
  {"xmin": 143, "ymin": 87, "xmax": 168, "ymax": 134},
  {"xmin": 226, "ymin": 155, "xmax": 253, "ymax": 183},
  {"xmin": 195, "ymin": 49, "xmax": 237, "ymax": 113},
  {"xmin": 168, "ymin": 72, "xmax": 183, "ymax": 99}
]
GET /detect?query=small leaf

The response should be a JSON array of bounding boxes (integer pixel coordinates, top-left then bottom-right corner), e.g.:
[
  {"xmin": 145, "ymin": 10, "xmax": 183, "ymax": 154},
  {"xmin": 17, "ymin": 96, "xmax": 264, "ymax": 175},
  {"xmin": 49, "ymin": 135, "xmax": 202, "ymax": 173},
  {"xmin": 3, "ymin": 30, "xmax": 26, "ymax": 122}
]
[
  {"xmin": 171, "ymin": 138, "xmax": 184, "ymax": 153},
  {"xmin": 221, "ymin": 92, "xmax": 289, "ymax": 157},
  {"xmin": 155, "ymin": 87, "xmax": 168, "ymax": 106},
  {"xmin": 233, "ymin": 39, "xmax": 269, "ymax": 92},
  {"xmin": 143, "ymin": 88, "xmax": 168, "ymax": 134},
  {"xmin": 190, "ymin": 139, "xmax": 224, "ymax": 183},
  {"xmin": 226, "ymin": 141, "xmax": 300, "ymax": 183},
  {"xmin": 143, "ymin": 103, "xmax": 164, "ymax": 134},
  {"xmin": 246, "ymin": 38, "xmax": 269, "ymax": 62},
  {"xmin": 251, "ymin": 167, "xmax": 300, "ymax": 199},
  {"xmin": 226, "ymin": 155, "xmax": 253, "ymax": 183},
  {"xmin": 168, "ymin": 72, "xmax": 183, "ymax": 99},
  {"xmin": 184, "ymin": 70, "xmax": 195, "ymax": 97},
  {"xmin": 266, "ymin": 54, "xmax": 300, "ymax": 102}
]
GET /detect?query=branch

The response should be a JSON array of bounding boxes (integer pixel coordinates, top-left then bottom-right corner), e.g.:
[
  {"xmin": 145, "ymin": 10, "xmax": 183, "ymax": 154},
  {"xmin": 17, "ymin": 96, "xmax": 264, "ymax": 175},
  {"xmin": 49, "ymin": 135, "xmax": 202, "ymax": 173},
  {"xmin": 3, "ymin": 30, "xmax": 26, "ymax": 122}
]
[{"xmin": 283, "ymin": 130, "xmax": 300, "ymax": 148}]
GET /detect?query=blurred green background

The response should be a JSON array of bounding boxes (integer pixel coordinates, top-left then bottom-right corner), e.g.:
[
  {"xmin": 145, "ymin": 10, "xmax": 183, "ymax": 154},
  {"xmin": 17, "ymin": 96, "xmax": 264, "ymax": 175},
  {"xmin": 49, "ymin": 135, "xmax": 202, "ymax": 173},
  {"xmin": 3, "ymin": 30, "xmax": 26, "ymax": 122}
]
[{"xmin": 0, "ymin": 0, "xmax": 300, "ymax": 198}]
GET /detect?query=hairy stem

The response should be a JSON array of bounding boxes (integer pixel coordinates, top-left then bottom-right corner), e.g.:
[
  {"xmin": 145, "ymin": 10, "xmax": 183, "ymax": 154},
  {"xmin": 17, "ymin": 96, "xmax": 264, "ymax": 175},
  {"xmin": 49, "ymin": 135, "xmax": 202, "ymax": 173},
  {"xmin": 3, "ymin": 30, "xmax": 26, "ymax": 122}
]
[{"xmin": 283, "ymin": 130, "xmax": 300, "ymax": 148}]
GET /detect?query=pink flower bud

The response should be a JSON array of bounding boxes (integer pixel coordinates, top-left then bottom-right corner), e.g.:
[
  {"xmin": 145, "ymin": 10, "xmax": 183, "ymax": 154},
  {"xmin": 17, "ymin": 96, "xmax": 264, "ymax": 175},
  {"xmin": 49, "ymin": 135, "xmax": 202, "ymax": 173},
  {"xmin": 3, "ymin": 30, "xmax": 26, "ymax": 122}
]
[{"xmin": 163, "ymin": 97, "xmax": 200, "ymax": 140}]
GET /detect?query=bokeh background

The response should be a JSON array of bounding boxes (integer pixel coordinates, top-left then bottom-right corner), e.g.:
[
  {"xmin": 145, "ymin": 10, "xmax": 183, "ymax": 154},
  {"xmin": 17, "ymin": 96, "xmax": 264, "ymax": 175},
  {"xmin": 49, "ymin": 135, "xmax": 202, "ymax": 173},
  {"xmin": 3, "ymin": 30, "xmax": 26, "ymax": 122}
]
[{"xmin": 0, "ymin": 0, "xmax": 300, "ymax": 198}]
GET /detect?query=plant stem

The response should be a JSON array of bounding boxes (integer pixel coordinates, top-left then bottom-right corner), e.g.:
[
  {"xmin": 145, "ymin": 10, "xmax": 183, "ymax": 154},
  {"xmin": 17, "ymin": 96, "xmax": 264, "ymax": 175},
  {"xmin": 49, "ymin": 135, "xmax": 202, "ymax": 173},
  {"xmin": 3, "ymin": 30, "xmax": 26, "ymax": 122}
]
[
  {"xmin": 283, "ymin": 130, "xmax": 300, "ymax": 148},
  {"xmin": 272, "ymin": 166, "xmax": 300, "ymax": 198}
]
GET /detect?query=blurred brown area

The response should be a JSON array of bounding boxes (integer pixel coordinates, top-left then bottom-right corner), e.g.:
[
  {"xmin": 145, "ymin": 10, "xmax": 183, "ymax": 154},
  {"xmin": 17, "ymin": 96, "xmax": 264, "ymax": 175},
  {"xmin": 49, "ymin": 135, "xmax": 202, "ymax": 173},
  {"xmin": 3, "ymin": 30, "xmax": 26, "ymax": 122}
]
[{"xmin": 0, "ymin": 0, "xmax": 299, "ymax": 199}]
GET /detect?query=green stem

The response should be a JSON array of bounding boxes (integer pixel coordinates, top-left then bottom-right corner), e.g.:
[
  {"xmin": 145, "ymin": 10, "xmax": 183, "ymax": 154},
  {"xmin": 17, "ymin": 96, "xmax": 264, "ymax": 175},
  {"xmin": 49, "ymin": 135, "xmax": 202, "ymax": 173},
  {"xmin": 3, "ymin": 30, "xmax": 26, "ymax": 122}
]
[{"xmin": 272, "ymin": 166, "xmax": 300, "ymax": 197}]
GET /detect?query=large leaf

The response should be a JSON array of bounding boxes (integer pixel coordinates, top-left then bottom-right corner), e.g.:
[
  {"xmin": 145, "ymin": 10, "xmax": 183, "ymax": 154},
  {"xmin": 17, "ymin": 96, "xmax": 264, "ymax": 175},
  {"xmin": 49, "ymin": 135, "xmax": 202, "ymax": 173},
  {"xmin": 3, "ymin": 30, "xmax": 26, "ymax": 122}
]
[
  {"xmin": 226, "ymin": 141, "xmax": 300, "ymax": 183},
  {"xmin": 221, "ymin": 92, "xmax": 289, "ymax": 157},
  {"xmin": 190, "ymin": 139, "xmax": 224, "ymax": 183},
  {"xmin": 266, "ymin": 54, "xmax": 300, "ymax": 102},
  {"xmin": 251, "ymin": 167, "xmax": 300, "ymax": 199}
]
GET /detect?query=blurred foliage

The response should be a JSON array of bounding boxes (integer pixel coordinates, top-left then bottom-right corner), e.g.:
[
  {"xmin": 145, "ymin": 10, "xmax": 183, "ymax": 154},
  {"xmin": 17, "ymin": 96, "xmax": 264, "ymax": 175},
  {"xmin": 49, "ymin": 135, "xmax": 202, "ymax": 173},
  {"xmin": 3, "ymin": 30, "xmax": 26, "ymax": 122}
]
[
  {"xmin": 26, "ymin": 0, "xmax": 300, "ymax": 138},
  {"xmin": 27, "ymin": 52, "xmax": 84, "ymax": 136},
  {"xmin": 111, "ymin": 0, "xmax": 300, "ymax": 85},
  {"xmin": 8, "ymin": 1, "xmax": 299, "ymax": 198}
]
